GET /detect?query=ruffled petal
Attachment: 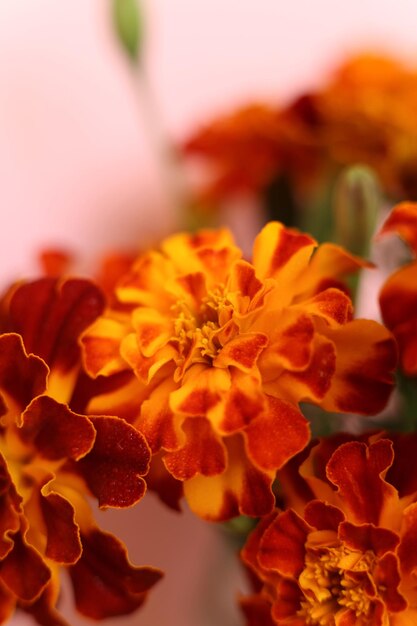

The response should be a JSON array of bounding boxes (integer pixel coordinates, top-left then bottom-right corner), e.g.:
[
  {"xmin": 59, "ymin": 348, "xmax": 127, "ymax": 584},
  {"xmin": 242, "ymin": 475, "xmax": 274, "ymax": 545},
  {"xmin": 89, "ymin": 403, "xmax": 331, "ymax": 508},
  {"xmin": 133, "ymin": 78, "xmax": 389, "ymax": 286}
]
[
  {"xmin": 20, "ymin": 396, "xmax": 96, "ymax": 460},
  {"xmin": 183, "ymin": 435, "xmax": 275, "ymax": 520},
  {"xmin": 0, "ymin": 334, "xmax": 47, "ymax": 418},
  {"xmin": 244, "ymin": 396, "xmax": 310, "ymax": 472},
  {"xmin": 326, "ymin": 440, "xmax": 397, "ymax": 525},
  {"xmin": 76, "ymin": 416, "xmax": 150, "ymax": 508},
  {"xmin": 320, "ymin": 319, "xmax": 397, "ymax": 414},
  {"xmin": 163, "ymin": 417, "xmax": 226, "ymax": 480},
  {"xmin": 0, "ymin": 529, "xmax": 50, "ymax": 602},
  {"xmin": 69, "ymin": 527, "xmax": 163, "ymax": 619},
  {"xmin": 258, "ymin": 509, "xmax": 310, "ymax": 577}
]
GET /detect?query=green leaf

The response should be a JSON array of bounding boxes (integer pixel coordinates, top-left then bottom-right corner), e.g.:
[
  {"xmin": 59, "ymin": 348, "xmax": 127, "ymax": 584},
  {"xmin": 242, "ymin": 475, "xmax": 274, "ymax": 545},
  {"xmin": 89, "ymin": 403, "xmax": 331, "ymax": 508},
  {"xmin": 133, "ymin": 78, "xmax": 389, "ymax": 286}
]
[{"xmin": 113, "ymin": 0, "xmax": 142, "ymax": 63}]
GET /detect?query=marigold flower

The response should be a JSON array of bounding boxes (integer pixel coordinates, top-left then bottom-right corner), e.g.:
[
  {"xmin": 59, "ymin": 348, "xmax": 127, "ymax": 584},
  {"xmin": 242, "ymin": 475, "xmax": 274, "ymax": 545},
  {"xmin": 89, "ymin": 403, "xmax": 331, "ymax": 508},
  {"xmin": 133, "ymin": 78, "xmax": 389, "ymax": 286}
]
[
  {"xmin": 379, "ymin": 202, "xmax": 417, "ymax": 376},
  {"xmin": 81, "ymin": 222, "xmax": 396, "ymax": 521},
  {"xmin": 241, "ymin": 431, "xmax": 417, "ymax": 625},
  {"xmin": 0, "ymin": 278, "xmax": 162, "ymax": 623}
]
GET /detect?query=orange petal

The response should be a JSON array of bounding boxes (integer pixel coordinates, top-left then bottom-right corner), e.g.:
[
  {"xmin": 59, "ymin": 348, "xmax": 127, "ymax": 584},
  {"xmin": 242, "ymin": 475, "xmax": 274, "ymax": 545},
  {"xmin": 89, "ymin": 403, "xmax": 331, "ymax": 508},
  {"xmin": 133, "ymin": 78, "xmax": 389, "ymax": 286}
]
[
  {"xmin": 398, "ymin": 502, "xmax": 417, "ymax": 577},
  {"xmin": 169, "ymin": 365, "xmax": 230, "ymax": 417},
  {"xmin": 184, "ymin": 435, "xmax": 275, "ymax": 520},
  {"xmin": 20, "ymin": 576, "xmax": 70, "ymax": 626},
  {"xmin": 81, "ymin": 315, "xmax": 131, "ymax": 378},
  {"xmin": 244, "ymin": 396, "xmax": 310, "ymax": 472},
  {"xmin": 163, "ymin": 417, "xmax": 226, "ymax": 480},
  {"xmin": 326, "ymin": 440, "xmax": 397, "ymax": 525},
  {"xmin": 69, "ymin": 528, "xmax": 163, "ymax": 619},
  {"xmin": 214, "ymin": 332, "xmax": 268, "ymax": 372},
  {"xmin": 213, "ymin": 373, "xmax": 266, "ymax": 434},
  {"xmin": 138, "ymin": 378, "xmax": 185, "ymax": 453},
  {"xmin": 379, "ymin": 201, "xmax": 417, "ymax": 254},
  {"xmin": 20, "ymin": 396, "xmax": 96, "ymax": 460},
  {"xmin": 253, "ymin": 222, "xmax": 316, "ymax": 284},
  {"xmin": 0, "ymin": 333, "xmax": 47, "ymax": 417},
  {"xmin": 77, "ymin": 416, "xmax": 150, "ymax": 508},
  {"xmin": 320, "ymin": 319, "xmax": 397, "ymax": 414},
  {"xmin": 258, "ymin": 509, "xmax": 310, "ymax": 577},
  {"xmin": 373, "ymin": 552, "xmax": 407, "ymax": 613},
  {"xmin": 0, "ymin": 530, "xmax": 50, "ymax": 602},
  {"xmin": 295, "ymin": 288, "xmax": 353, "ymax": 326}
]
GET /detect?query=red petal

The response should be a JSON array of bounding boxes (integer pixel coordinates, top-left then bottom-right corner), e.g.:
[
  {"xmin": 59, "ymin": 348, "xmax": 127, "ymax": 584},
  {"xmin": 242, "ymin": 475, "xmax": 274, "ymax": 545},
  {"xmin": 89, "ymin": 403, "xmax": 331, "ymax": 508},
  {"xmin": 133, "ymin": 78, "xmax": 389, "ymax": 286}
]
[
  {"xmin": 8, "ymin": 278, "xmax": 105, "ymax": 375},
  {"xmin": 258, "ymin": 509, "xmax": 310, "ymax": 576},
  {"xmin": 339, "ymin": 521, "xmax": 399, "ymax": 556},
  {"xmin": 326, "ymin": 440, "xmax": 397, "ymax": 525},
  {"xmin": 164, "ymin": 417, "xmax": 226, "ymax": 480},
  {"xmin": 240, "ymin": 594, "xmax": 275, "ymax": 626},
  {"xmin": 304, "ymin": 500, "xmax": 345, "ymax": 531},
  {"xmin": 214, "ymin": 332, "xmax": 268, "ymax": 372},
  {"xmin": 0, "ymin": 334, "xmax": 47, "ymax": 415},
  {"xmin": 40, "ymin": 491, "xmax": 82, "ymax": 564},
  {"xmin": 0, "ymin": 531, "xmax": 50, "ymax": 601},
  {"xmin": 20, "ymin": 396, "xmax": 96, "ymax": 460},
  {"xmin": 374, "ymin": 552, "xmax": 407, "ymax": 613},
  {"xmin": 77, "ymin": 416, "xmax": 150, "ymax": 508},
  {"xmin": 244, "ymin": 396, "xmax": 310, "ymax": 471},
  {"xmin": 69, "ymin": 528, "xmax": 163, "ymax": 620},
  {"xmin": 398, "ymin": 502, "xmax": 417, "ymax": 576}
]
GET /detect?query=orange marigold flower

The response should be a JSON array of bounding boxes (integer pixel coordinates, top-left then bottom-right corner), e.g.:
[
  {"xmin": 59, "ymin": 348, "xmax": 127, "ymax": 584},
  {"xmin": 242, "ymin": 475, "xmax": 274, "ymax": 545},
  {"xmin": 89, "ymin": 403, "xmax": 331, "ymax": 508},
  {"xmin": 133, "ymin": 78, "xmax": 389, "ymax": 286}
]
[
  {"xmin": 0, "ymin": 278, "xmax": 162, "ymax": 623},
  {"xmin": 241, "ymin": 432, "xmax": 417, "ymax": 625},
  {"xmin": 379, "ymin": 202, "xmax": 417, "ymax": 376},
  {"xmin": 81, "ymin": 223, "xmax": 396, "ymax": 521}
]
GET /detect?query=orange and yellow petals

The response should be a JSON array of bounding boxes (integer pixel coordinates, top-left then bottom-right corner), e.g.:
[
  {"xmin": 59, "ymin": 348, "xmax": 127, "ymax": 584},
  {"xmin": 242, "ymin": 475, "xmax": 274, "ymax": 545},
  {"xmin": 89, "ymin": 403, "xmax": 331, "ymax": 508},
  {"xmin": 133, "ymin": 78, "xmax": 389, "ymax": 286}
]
[
  {"xmin": 138, "ymin": 379, "xmax": 185, "ymax": 453},
  {"xmin": 214, "ymin": 332, "xmax": 268, "ymax": 373},
  {"xmin": 164, "ymin": 417, "xmax": 226, "ymax": 480},
  {"xmin": 0, "ymin": 334, "xmax": 47, "ymax": 417},
  {"xmin": 299, "ymin": 243, "xmax": 370, "ymax": 297},
  {"xmin": 77, "ymin": 416, "xmax": 150, "ymax": 508},
  {"xmin": 161, "ymin": 229, "xmax": 241, "ymax": 284},
  {"xmin": 213, "ymin": 373, "xmax": 266, "ymax": 434},
  {"xmin": 296, "ymin": 288, "xmax": 353, "ymax": 326},
  {"xmin": 379, "ymin": 201, "xmax": 417, "ymax": 254},
  {"xmin": 380, "ymin": 263, "xmax": 417, "ymax": 375},
  {"xmin": 339, "ymin": 521, "xmax": 399, "ymax": 556},
  {"xmin": 320, "ymin": 319, "xmax": 397, "ymax": 414},
  {"xmin": 169, "ymin": 365, "xmax": 231, "ymax": 418},
  {"xmin": 227, "ymin": 260, "xmax": 264, "ymax": 311},
  {"xmin": 274, "ymin": 334, "xmax": 336, "ymax": 405},
  {"xmin": 81, "ymin": 315, "xmax": 132, "ymax": 378},
  {"xmin": 397, "ymin": 502, "xmax": 417, "ymax": 579},
  {"xmin": 130, "ymin": 308, "xmax": 172, "ymax": 358},
  {"xmin": 244, "ymin": 397, "xmax": 310, "ymax": 472},
  {"xmin": 0, "ymin": 530, "xmax": 50, "ymax": 602},
  {"xmin": 116, "ymin": 251, "xmax": 176, "ymax": 308},
  {"xmin": 326, "ymin": 440, "xmax": 397, "ymax": 526},
  {"xmin": 258, "ymin": 310, "xmax": 315, "ymax": 375},
  {"xmin": 258, "ymin": 510, "xmax": 310, "ymax": 577},
  {"xmin": 69, "ymin": 528, "xmax": 163, "ymax": 620},
  {"xmin": 120, "ymin": 332, "xmax": 176, "ymax": 384},
  {"xmin": 20, "ymin": 396, "xmax": 96, "ymax": 460},
  {"xmin": 8, "ymin": 278, "xmax": 105, "ymax": 378},
  {"xmin": 252, "ymin": 222, "xmax": 315, "ymax": 286},
  {"xmin": 184, "ymin": 435, "xmax": 275, "ymax": 521}
]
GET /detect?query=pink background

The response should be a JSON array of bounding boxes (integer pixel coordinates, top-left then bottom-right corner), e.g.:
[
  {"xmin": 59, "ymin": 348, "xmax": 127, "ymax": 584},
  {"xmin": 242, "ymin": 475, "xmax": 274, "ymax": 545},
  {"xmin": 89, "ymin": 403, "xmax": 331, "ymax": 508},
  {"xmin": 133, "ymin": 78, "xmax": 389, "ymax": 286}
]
[{"xmin": 1, "ymin": 1, "xmax": 416, "ymax": 624}]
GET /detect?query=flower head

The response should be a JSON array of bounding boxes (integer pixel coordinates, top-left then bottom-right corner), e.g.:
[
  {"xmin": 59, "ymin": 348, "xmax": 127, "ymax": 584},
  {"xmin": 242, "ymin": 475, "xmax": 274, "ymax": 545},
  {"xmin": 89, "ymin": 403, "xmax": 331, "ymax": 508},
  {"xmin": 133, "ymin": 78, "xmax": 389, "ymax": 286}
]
[
  {"xmin": 241, "ymin": 431, "xmax": 417, "ymax": 625},
  {"xmin": 82, "ymin": 222, "xmax": 396, "ymax": 521},
  {"xmin": 0, "ymin": 278, "xmax": 162, "ymax": 623}
]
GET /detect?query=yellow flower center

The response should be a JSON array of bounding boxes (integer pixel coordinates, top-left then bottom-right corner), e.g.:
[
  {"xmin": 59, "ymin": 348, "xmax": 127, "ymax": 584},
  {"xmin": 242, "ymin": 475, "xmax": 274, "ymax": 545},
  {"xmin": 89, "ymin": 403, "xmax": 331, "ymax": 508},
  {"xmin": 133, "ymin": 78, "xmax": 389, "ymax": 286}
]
[
  {"xmin": 298, "ymin": 546, "xmax": 374, "ymax": 625},
  {"xmin": 171, "ymin": 285, "xmax": 233, "ymax": 362}
]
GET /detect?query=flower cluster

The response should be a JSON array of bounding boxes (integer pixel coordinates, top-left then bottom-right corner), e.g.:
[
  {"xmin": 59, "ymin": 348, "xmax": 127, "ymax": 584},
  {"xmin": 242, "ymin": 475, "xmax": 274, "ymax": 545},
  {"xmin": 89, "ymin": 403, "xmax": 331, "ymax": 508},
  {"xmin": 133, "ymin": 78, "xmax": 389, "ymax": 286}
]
[
  {"xmin": 0, "ymin": 277, "xmax": 162, "ymax": 624},
  {"xmin": 184, "ymin": 54, "xmax": 417, "ymax": 207}
]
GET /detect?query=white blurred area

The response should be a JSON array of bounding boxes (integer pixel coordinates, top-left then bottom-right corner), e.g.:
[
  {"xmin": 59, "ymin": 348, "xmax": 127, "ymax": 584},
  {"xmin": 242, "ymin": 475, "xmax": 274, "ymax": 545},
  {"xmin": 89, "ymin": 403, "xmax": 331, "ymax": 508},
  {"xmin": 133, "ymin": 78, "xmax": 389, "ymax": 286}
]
[{"xmin": 1, "ymin": 1, "xmax": 417, "ymax": 625}]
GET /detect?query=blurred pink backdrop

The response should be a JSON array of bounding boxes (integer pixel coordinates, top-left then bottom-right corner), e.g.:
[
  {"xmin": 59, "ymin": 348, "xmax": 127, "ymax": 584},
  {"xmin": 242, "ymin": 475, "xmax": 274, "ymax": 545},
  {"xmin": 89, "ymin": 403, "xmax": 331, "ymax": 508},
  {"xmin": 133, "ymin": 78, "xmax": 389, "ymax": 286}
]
[{"xmin": 1, "ymin": 1, "xmax": 417, "ymax": 624}]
